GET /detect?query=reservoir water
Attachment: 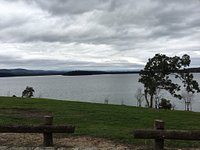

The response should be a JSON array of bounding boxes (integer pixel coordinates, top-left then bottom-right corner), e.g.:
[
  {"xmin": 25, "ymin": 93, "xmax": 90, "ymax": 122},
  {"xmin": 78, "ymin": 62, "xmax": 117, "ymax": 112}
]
[{"xmin": 0, "ymin": 74, "xmax": 200, "ymax": 112}]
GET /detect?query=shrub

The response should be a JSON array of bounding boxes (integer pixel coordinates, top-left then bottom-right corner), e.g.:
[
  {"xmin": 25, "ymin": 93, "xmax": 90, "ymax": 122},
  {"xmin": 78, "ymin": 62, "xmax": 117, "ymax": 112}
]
[
  {"xmin": 22, "ymin": 86, "xmax": 35, "ymax": 98},
  {"xmin": 159, "ymin": 98, "xmax": 172, "ymax": 110}
]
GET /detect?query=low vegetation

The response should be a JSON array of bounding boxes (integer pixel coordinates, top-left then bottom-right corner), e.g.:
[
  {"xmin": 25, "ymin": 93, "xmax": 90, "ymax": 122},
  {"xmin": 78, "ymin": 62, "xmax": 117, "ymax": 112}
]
[
  {"xmin": 22, "ymin": 86, "xmax": 35, "ymax": 98},
  {"xmin": 0, "ymin": 96, "xmax": 200, "ymax": 148}
]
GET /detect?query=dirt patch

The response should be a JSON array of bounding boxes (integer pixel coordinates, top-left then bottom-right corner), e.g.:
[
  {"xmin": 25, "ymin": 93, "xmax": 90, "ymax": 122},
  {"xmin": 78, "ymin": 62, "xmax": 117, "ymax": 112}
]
[
  {"xmin": 0, "ymin": 134, "xmax": 199, "ymax": 150},
  {"xmin": 0, "ymin": 133, "xmax": 134, "ymax": 149},
  {"xmin": 0, "ymin": 108, "xmax": 52, "ymax": 118}
]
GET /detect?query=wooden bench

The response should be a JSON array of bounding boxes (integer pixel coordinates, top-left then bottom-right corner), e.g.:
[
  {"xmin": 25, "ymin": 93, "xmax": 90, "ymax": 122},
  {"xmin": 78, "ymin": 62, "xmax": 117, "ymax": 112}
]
[
  {"xmin": 134, "ymin": 120, "xmax": 200, "ymax": 150},
  {"xmin": 0, "ymin": 116, "xmax": 75, "ymax": 146}
]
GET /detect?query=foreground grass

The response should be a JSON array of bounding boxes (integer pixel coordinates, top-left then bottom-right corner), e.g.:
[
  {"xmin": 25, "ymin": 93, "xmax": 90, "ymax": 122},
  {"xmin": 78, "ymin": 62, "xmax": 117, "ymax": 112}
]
[{"xmin": 0, "ymin": 96, "xmax": 200, "ymax": 148}]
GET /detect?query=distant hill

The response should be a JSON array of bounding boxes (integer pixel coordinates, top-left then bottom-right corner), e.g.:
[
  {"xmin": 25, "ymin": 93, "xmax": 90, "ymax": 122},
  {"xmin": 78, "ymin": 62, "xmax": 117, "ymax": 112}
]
[
  {"xmin": 63, "ymin": 70, "xmax": 140, "ymax": 76},
  {"xmin": 1, "ymin": 67, "xmax": 200, "ymax": 77},
  {"xmin": 184, "ymin": 67, "xmax": 200, "ymax": 73},
  {"xmin": 63, "ymin": 67, "xmax": 200, "ymax": 76},
  {"xmin": 0, "ymin": 69, "xmax": 65, "ymax": 77},
  {"xmin": 0, "ymin": 69, "xmax": 140, "ymax": 77}
]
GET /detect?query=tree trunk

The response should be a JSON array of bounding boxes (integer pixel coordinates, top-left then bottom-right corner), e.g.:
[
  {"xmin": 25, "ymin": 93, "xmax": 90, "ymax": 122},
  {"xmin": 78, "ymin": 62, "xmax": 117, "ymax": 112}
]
[
  {"xmin": 144, "ymin": 92, "xmax": 149, "ymax": 107},
  {"xmin": 150, "ymin": 94, "xmax": 154, "ymax": 108},
  {"xmin": 185, "ymin": 102, "xmax": 186, "ymax": 111},
  {"xmin": 186, "ymin": 102, "xmax": 190, "ymax": 111}
]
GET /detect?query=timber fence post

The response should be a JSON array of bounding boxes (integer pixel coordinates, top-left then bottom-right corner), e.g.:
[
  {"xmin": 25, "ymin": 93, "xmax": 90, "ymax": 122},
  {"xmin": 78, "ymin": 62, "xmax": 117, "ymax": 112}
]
[
  {"xmin": 43, "ymin": 116, "xmax": 53, "ymax": 147},
  {"xmin": 154, "ymin": 120, "xmax": 164, "ymax": 150}
]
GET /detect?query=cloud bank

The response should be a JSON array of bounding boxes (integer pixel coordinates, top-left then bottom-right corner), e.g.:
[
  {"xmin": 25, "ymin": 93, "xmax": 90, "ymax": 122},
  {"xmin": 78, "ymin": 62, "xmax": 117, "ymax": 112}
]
[{"xmin": 0, "ymin": 0, "xmax": 200, "ymax": 70}]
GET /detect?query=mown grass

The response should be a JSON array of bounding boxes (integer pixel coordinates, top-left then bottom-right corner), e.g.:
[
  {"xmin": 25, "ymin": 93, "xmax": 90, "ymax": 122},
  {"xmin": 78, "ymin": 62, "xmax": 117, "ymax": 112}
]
[{"xmin": 0, "ymin": 96, "xmax": 200, "ymax": 148}]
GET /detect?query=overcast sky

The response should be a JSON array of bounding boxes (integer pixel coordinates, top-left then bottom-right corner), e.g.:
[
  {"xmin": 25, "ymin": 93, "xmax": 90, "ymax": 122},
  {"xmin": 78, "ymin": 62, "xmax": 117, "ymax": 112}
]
[{"xmin": 0, "ymin": 0, "xmax": 200, "ymax": 70}]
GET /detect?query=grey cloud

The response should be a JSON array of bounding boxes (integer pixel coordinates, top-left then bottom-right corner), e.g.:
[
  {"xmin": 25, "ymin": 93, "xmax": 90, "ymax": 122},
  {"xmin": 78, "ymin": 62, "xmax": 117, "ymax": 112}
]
[
  {"xmin": 0, "ymin": 54, "xmax": 143, "ymax": 70},
  {"xmin": 24, "ymin": 0, "xmax": 111, "ymax": 15},
  {"xmin": 0, "ymin": 0, "xmax": 200, "ymax": 70},
  {"xmin": 188, "ymin": 57, "xmax": 200, "ymax": 68},
  {"xmin": 0, "ymin": 55, "xmax": 18, "ymax": 64},
  {"xmin": 0, "ymin": 54, "xmax": 88, "ymax": 69},
  {"xmin": 149, "ymin": 0, "xmax": 200, "ymax": 39},
  {"xmin": 0, "ymin": 17, "xmax": 27, "ymax": 30},
  {"xmin": 2, "ymin": 0, "xmax": 199, "ymax": 44}
]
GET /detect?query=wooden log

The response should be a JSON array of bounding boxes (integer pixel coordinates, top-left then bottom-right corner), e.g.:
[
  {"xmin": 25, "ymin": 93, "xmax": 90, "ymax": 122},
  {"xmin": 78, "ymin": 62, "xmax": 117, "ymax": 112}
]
[
  {"xmin": 154, "ymin": 120, "xmax": 164, "ymax": 130},
  {"xmin": 0, "ymin": 116, "xmax": 75, "ymax": 147},
  {"xmin": 134, "ymin": 129, "xmax": 200, "ymax": 140},
  {"xmin": 0, "ymin": 125, "xmax": 75, "ymax": 133},
  {"xmin": 44, "ymin": 116, "xmax": 53, "ymax": 125},
  {"xmin": 43, "ymin": 116, "xmax": 54, "ymax": 146},
  {"xmin": 154, "ymin": 120, "xmax": 164, "ymax": 150}
]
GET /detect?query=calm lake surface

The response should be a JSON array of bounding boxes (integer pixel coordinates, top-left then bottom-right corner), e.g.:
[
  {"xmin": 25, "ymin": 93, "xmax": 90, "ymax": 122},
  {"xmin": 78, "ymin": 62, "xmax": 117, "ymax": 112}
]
[{"xmin": 0, "ymin": 74, "xmax": 200, "ymax": 112}]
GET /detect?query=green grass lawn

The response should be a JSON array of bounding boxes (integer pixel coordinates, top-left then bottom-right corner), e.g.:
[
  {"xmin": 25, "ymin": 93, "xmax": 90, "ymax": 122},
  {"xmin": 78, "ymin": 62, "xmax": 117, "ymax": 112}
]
[{"xmin": 0, "ymin": 96, "xmax": 200, "ymax": 148}]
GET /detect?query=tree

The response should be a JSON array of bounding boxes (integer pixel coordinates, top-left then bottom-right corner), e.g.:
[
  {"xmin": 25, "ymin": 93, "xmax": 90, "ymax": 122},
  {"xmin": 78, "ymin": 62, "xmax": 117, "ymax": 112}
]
[
  {"xmin": 135, "ymin": 88, "xmax": 144, "ymax": 107},
  {"xmin": 181, "ymin": 91, "xmax": 194, "ymax": 111},
  {"xmin": 154, "ymin": 89, "xmax": 164, "ymax": 109},
  {"xmin": 139, "ymin": 54, "xmax": 200, "ymax": 108},
  {"xmin": 22, "ymin": 86, "xmax": 35, "ymax": 98}
]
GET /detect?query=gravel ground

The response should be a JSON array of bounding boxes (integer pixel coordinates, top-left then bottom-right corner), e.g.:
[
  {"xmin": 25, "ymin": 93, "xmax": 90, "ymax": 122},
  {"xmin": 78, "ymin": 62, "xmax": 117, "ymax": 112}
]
[
  {"xmin": 0, "ymin": 133, "xmax": 200, "ymax": 150},
  {"xmin": 0, "ymin": 133, "xmax": 134, "ymax": 150}
]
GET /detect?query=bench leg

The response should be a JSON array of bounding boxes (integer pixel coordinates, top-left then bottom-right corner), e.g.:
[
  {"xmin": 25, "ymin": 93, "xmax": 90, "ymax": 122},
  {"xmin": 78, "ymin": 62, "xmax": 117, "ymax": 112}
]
[
  {"xmin": 154, "ymin": 120, "xmax": 164, "ymax": 150},
  {"xmin": 154, "ymin": 139, "xmax": 164, "ymax": 150},
  {"xmin": 43, "ymin": 132, "xmax": 53, "ymax": 146}
]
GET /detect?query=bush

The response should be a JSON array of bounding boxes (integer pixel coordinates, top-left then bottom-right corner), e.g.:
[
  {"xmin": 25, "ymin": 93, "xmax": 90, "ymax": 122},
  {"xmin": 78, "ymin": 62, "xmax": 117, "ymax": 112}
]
[
  {"xmin": 159, "ymin": 98, "xmax": 172, "ymax": 110},
  {"xmin": 22, "ymin": 86, "xmax": 35, "ymax": 98}
]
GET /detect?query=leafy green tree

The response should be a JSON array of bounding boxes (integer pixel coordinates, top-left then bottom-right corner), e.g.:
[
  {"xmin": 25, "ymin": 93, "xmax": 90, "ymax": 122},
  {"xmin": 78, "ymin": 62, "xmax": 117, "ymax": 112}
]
[
  {"xmin": 139, "ymin": 54, "xmax": 200, "ymax": 108},
  {"xmin": 22, "ymin": 86, "xmax": 35, "ymax": 98}
]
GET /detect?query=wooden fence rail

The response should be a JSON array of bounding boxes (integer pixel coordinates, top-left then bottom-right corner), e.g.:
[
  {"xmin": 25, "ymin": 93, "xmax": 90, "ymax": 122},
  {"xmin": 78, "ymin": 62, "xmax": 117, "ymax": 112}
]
[
  {"xmin": 134, "ymin": 129, "xmax": 200, "ymax": 140},
  {"xmin": 0, "ymin": 125, "xmax": 75, "ymax": 133},
  {"xmin": 134, "ymin": 120, "xmax": 200, "ymax": 150},
  {"xmin": 0, "ymin": 116, "xmax": 75, "ymax": 147}
]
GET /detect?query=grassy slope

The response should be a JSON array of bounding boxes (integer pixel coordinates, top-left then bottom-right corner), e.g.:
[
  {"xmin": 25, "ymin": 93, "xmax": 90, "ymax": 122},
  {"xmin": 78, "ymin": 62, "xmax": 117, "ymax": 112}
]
[{"xmin": 0, "ymin": 96, "xmax": 200, "ymax": 148}]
